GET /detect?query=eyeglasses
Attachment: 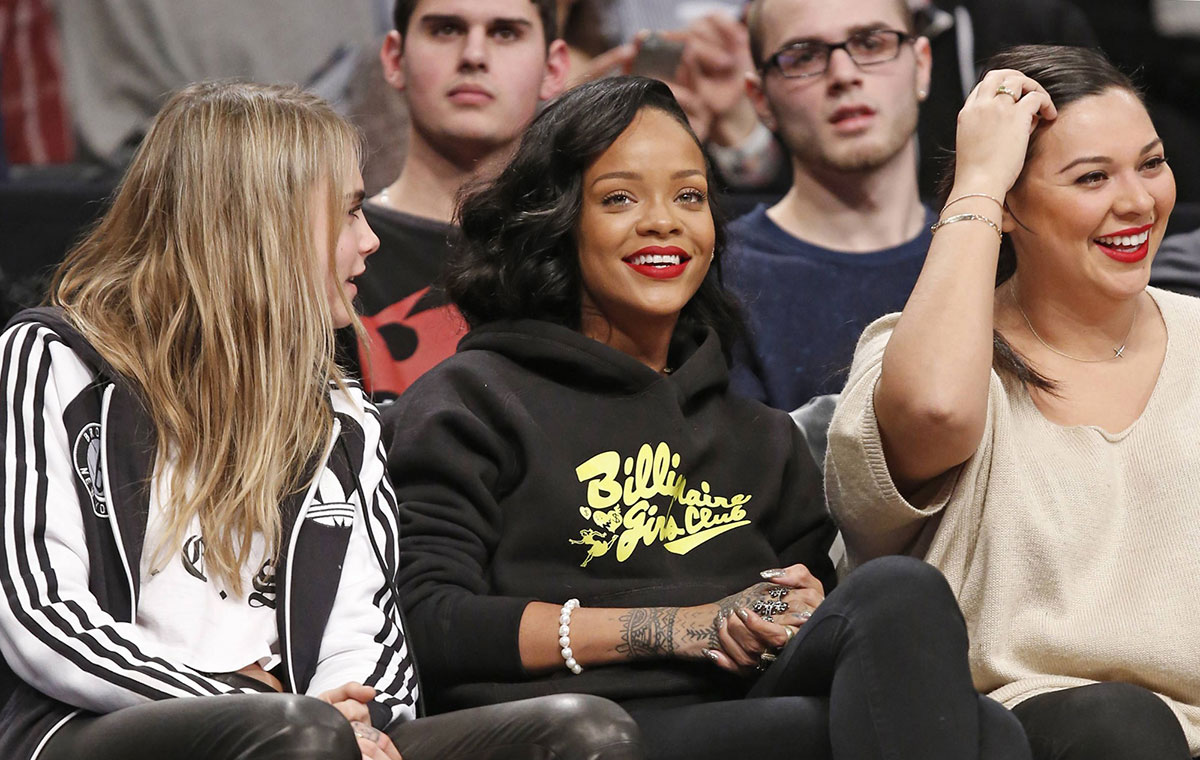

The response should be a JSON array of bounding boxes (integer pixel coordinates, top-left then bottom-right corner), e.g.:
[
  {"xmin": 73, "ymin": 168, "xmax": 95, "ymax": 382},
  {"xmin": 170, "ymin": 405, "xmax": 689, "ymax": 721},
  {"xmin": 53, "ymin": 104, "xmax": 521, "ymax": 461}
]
[{"xmin": 762, "ymin": 30, "xmax": 912, "ymax": 79}]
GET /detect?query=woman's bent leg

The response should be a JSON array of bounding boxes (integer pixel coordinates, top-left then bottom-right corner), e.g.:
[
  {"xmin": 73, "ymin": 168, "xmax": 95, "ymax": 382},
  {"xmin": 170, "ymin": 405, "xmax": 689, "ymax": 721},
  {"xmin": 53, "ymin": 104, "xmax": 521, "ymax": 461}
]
[
  {"xmin": 628, "ymin": 696, "xmax": 831, "ymax": 760},
  {"xmin": 978, "ymin": 695, "xmax": 1032, "ymax": 760},
  {"xmin": 389, "ymin": 693, "xmax": 643, "ymax": 760},
  {"xmin": 749, "ymin": 555, "xmax": 1031, "ymax": 760},
  {"xmin": 1011, "ymin": 682, "xmax": 1189, "ymax": 760},
  {"xmin": 40, "ymin": 693, "xmax": 358, "ymax": 760}
]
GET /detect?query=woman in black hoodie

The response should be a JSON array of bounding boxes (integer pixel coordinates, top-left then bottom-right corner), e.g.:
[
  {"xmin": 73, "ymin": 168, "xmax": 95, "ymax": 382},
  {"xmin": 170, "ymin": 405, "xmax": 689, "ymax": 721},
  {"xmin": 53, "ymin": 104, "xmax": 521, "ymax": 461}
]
[{"xmin": 385, "ymin": 76, "xmax": 1030, "ymax": 760}]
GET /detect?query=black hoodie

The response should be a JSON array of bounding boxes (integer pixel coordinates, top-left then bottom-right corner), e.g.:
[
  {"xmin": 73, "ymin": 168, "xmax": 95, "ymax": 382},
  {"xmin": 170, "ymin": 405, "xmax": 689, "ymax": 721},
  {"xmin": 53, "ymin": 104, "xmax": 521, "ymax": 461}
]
[{"xmin": 385, "ymin": 319, "xmax": 835, "ymax": 713}]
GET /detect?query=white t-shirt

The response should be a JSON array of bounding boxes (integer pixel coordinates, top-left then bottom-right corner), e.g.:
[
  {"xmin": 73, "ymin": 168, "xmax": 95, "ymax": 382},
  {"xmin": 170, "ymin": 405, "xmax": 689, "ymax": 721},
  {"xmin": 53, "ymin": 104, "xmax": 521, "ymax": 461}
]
[{"xmin": 135, "ymin": 477, "xmax": 280, "ymax": 675}]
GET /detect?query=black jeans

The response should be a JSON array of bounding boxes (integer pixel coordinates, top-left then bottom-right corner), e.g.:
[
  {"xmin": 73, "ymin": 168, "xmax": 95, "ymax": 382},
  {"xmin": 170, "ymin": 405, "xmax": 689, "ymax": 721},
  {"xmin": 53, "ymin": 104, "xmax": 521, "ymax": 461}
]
[
  {"xmin": 629, "ymin": 556, "xmax": 1031, "ymax": 760},
  {"xmin": 1012, "ymin": 682, "xmax": 1192, "ymax": 760},
  {"xmin": 41, "ymin": 692, "xmax": 642, "ymax": 760}
]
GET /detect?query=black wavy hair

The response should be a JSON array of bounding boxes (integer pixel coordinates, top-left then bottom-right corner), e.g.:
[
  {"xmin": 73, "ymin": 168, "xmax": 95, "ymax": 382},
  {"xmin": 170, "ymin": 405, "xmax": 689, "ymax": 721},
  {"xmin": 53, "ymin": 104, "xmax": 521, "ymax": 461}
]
[
  {"xmin": 938, "ymin": 45, "xmax": 1145, "ymax": 390},
  {"xmin": 446, "ymin": 75, "xmax": 743, "ymax": 357}
]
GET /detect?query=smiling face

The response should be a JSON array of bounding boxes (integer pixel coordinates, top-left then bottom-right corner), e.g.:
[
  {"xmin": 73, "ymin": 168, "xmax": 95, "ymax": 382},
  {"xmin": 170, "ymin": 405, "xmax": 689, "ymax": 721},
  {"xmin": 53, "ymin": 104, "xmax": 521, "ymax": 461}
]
[
  {"xmin": 750, "ymin": 0, "xmax": 929, "ymax": 174},
  {"xmin": 576, "ymin": 108, "xmax": 715, "ymax": 338},
  {"xmin": 383, "ymin": 0, "xmax": 567, "ymax": 156},
  {"xmin": 1005, "ymin": 88, "xmax": 1176, "ymax": 300},
  {"xmin": 314, "ymin": 163, "xmax": 380, "ymax": 328}
]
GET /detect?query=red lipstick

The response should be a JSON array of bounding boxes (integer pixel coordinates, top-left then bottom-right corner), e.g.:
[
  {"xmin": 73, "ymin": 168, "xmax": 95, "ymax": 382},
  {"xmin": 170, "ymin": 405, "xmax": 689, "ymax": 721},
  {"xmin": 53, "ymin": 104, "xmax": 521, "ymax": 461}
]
[
  {"xmin": 622, "ymin": 246, "xmax": 692, "ymax": 279},
  {"xmin": 1094, "ymin": 223, "xmax": 1154, "ymax": 264}
]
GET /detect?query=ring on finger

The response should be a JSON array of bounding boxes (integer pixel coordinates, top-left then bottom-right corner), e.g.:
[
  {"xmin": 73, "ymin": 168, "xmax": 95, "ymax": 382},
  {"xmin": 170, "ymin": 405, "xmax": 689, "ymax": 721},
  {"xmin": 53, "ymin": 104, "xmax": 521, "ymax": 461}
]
[
  {"xmin": 757, "ymin": 650, "xmax": 778, "ymax": 671},
  {"xmin": 783, "ymin": 625, "xmax": 796, "ymax": 644},
  {"xmin": 752, "ymin": 599, "xmax": 789, "ymax": 618},
  {"xmin": 996, "ymin": 84, "xmax": 1020, "ymax": 102}
]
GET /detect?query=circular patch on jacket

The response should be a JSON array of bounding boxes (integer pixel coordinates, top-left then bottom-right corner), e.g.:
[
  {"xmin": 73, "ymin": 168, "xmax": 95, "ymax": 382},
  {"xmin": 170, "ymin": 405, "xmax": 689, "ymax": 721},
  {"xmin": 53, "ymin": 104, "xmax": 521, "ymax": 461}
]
[{"xmin": 73, "ymin": 422, "xmax": 107, "ymax": 517}]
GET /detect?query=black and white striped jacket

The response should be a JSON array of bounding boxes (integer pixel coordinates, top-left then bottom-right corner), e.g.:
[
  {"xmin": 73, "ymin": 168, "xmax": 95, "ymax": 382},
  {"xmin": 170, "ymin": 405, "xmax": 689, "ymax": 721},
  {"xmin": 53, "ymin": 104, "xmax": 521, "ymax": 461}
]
[{"xmin": 0, "ymin": 308, "xmax": 418, "ymax": 760}]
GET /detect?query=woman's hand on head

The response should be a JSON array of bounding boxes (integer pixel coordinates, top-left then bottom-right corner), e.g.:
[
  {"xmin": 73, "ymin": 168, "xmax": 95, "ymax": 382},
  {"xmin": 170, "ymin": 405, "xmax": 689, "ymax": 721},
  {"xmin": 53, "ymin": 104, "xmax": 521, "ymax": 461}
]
[
  {"xmin": 954, "ymin": 68, "xmax": 1058, "ymax": 198},
  {"xmin": 704, "ymin": 564, "xmax": 825, "ymax": 673}
]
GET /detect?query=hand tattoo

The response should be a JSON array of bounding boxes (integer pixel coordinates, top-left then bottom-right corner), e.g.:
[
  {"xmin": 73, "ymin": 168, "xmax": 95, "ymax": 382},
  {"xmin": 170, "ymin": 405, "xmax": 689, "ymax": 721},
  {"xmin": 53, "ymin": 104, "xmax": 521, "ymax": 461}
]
[
  {"xmin": 351, "ymin": 721, "xmax": 381, "ymax": 743},
  {"xmin": 713, "ymin": 583, "xmax": 771, "ymax": 629}
]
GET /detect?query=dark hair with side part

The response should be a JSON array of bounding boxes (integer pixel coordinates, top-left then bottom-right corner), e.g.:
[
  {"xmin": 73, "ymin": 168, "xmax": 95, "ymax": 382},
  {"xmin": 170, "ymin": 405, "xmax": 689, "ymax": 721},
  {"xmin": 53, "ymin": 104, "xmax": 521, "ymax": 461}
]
[
  {"xmin": 393, "ymin": 0, "xmax": 558, "ymax": 47},
  {"xmin": 446, "ymin": 75, "xmax": 744, "ymax": 358},
  {"xmin": 937, "ymin": 44, "xmax": 1145, "ymax": 391},
  {"xmin": 746, "ymin": 0, "xmax": 913, "ymax": 68}
]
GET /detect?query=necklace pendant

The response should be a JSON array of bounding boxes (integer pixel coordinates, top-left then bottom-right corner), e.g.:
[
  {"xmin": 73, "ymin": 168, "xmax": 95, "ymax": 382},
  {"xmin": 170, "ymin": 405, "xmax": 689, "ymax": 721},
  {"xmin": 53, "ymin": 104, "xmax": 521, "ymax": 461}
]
[{"xmin": 1113, "ymin": 345, "xmax": 1126, "ymax": 358}]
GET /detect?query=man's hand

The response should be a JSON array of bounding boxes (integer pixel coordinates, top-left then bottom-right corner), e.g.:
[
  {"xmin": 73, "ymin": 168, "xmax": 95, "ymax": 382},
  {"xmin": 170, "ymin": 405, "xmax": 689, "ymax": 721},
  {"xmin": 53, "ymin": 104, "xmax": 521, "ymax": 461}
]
[{"xmin": 677, "ymin": 13, "xmax": 759, "ymax": 147}]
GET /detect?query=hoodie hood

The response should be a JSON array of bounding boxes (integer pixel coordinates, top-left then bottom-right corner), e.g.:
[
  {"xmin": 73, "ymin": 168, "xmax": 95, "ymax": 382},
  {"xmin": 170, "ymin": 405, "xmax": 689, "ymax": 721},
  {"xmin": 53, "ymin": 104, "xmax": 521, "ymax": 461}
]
[{"xmin": 456, "ymin": 319, "xmax": 729, "ymax": 403}]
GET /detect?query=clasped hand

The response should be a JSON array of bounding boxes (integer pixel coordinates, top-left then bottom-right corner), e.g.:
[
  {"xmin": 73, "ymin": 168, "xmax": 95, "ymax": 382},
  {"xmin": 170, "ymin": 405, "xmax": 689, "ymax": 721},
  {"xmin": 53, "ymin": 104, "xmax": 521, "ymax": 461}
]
[{"xmin": 697, "ymin": 563, "xmax": 825, "ymax": 673}]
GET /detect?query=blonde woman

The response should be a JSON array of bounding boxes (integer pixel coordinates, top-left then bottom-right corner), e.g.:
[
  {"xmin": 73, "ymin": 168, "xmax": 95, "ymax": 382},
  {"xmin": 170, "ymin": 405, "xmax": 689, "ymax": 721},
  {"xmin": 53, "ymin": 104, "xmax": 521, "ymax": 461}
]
[{"xmin": 0, "ymin": 81, "xmax": 641, "ymax": 760}]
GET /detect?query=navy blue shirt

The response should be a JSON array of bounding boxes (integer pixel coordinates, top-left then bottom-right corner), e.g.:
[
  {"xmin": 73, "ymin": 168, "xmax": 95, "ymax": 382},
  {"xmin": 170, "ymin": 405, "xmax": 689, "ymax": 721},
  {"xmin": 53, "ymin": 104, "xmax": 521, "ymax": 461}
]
[{"xmin": 725, "ymin": 204, "xmax": 935, "ymax": 411}]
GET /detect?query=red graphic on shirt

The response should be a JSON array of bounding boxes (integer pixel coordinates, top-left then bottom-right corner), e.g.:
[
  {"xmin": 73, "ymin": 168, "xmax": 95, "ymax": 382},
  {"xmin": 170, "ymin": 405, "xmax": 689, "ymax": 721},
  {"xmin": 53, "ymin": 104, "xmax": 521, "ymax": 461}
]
[{"xmin": 359, "ymin": 287, "xmax": 467, "ymax": 397}]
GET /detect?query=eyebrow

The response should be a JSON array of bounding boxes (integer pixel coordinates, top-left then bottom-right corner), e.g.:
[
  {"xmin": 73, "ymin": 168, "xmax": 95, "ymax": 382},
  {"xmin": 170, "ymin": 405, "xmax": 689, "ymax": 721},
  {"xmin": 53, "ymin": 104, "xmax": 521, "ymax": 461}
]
[
  {"xmin": 590, "ymin": 169, "xmax": 705, "ymax": 186},
  {"xmin": 775, "ymin": 23, "xmax": 895, "ymax": 48},
  {"xmin": 347, "ymin": 190, "xmax": 366, "ymax": 205},
  {"xmin": 418, "ymin": 14, "xmax": 533, "ymax": 29},
  {"xmin": 1057, "ymin": 138, "xmax": 1164, "ymax": 174}
]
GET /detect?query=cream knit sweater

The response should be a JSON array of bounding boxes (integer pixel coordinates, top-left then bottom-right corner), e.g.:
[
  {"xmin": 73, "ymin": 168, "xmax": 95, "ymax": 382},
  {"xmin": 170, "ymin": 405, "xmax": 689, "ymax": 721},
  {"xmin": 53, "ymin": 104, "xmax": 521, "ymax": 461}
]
[{"xmin": 826, "ymin": 286, "xmax": 1200, "ymax": 753}]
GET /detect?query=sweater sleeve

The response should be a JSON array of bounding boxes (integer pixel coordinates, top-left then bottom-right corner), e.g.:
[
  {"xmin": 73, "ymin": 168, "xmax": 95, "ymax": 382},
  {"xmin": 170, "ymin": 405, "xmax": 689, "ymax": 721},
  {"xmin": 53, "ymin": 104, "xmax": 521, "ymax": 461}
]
[
  {"xmin": 307, "ymin": 392, "xmax": 419, "ymax": 729},
  {"xmin": 0, "ymin": 323, "xmax": 254, "ymax": 714},
  {"xmin": 824, "ymin": 315, "xmax": 964, "ymax": 565},
  {"xmin": 385, "ymin": 375, "xmax": 535, "ymax": 688}
]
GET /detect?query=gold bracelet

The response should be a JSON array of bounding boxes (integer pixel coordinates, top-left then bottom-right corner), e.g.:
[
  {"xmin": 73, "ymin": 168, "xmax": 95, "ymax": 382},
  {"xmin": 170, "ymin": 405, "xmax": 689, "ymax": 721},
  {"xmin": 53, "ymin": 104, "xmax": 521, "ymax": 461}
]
[
  {"xmin": 942, "ymin": 192, "xmax": 1003, "ymax": 212},
  {"xmin": 930, "ymin": 213, "xmax": 1002, "ymax": 239}
]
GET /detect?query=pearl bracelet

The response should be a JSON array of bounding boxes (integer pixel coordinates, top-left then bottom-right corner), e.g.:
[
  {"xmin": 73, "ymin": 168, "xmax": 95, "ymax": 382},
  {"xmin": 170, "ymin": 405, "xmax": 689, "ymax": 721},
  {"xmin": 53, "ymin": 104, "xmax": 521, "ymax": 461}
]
[{"xmin": 558, "ymin": 598, "xmax": 582, "ymax": 674}]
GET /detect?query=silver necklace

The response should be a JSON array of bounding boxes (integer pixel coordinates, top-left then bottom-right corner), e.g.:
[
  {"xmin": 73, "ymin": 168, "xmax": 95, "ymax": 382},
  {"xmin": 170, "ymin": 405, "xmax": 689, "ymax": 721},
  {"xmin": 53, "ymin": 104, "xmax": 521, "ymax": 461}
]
[{"xmin": 1012, "ymin": 284, "xmax": 1138, "ymax": 363}]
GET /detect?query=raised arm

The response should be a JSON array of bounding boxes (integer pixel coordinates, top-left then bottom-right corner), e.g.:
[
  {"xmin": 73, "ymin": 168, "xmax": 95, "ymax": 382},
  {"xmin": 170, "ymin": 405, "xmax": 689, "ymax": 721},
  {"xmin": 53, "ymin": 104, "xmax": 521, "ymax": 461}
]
[{"xmin": 874, "ymin": 70, "xmax": 1056, "ymax": 492}]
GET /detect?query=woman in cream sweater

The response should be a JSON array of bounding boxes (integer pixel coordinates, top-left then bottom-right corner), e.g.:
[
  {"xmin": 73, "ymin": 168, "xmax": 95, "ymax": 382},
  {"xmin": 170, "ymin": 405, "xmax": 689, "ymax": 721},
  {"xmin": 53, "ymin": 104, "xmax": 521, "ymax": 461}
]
[{"xmin": 826, "ymin": 45, "xmax": 1199, "ymax": 759}]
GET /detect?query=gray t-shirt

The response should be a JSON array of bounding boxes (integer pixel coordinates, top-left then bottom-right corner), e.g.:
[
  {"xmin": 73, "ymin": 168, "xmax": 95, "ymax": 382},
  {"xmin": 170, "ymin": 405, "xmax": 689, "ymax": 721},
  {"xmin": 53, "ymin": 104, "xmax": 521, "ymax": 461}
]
[{"xmin": 55, "ymin": 0, "xmax": 378, "ymax": 164}]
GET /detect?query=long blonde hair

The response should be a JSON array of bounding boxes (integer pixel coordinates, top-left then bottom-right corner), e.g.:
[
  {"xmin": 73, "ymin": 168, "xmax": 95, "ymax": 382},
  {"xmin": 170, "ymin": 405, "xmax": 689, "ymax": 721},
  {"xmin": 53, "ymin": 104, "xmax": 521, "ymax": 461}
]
[{"xmin": 51, "ymin": 81, "xmax": 362, "ymax": 593}]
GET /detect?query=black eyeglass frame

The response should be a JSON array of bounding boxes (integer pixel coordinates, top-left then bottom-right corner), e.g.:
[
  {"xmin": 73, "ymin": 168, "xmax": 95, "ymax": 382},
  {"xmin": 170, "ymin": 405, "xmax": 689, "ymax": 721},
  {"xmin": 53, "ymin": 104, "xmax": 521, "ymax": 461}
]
[{"xmin": 760, "ymin": 30, "xmax": 914, "ymax": 79}]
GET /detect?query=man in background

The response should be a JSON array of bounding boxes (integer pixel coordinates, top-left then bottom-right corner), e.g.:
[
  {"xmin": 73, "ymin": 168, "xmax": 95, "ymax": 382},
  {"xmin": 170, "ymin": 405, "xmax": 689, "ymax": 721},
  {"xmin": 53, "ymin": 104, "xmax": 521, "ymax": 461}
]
[
  {"xmin": 727, "ymin": 0, "xmax": 933, "ymax": 411},
  {"xmin": 346, "ymin": 0, "xmax": 568, "ymax": 400}
]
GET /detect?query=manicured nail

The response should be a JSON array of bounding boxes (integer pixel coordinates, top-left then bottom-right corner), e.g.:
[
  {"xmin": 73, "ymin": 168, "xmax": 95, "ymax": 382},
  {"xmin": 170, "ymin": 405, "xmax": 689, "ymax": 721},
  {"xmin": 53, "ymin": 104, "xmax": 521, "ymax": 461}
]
[
  {"xmin": 760, "ymin": 568, "xmax": 786, "ymax": 579},
  {"xmin": 702, "ymin": 648, "xmax": 720, "ymax": 662},
  {"xmin": 737, "ymin": 608, "xmax": 751, "ymax": 621},
  {"xmin": 799, "ymin": 610, "xmax": 812, "ymax": 621}
]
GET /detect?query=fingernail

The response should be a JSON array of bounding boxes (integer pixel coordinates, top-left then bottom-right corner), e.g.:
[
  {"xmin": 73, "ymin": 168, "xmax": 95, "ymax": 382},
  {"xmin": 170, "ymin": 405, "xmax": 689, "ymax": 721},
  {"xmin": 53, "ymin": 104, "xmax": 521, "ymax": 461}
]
[
  {"xmin": 799, "ymin": 610, "xmax": 812, "ymax": 620},
  {"xmin": 702, "ymin": 648, "xmax": 720, "ymax": 662},
  {"xmin": 737, "ymin": 607, "xmax": 751, "ymax": 621},
  {"xmin": 760, "ymin": 568, "xmax": 785, "ymax": 579}
]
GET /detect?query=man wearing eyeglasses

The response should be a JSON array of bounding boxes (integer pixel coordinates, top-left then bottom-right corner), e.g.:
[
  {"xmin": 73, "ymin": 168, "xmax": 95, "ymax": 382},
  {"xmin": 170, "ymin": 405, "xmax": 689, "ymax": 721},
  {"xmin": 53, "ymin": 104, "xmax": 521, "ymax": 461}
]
[{"xmin": 724, "ymin": 0, "xmax": 934, "ymax": 413}]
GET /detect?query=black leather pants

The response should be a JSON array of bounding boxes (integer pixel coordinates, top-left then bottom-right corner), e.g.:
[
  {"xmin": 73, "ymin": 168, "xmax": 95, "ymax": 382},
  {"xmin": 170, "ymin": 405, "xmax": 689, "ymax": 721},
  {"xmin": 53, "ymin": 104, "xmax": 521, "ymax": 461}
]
[{"xmin": 41, "ymin": 692, "xmax": 643, "ymax": 760}]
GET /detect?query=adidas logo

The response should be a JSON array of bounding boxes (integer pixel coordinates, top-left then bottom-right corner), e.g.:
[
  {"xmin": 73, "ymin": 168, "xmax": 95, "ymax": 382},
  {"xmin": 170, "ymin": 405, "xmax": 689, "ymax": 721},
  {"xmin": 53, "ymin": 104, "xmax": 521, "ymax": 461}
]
[{"xmin": 305, "ymin": 502, "xmax": 355, "ymax": 529}]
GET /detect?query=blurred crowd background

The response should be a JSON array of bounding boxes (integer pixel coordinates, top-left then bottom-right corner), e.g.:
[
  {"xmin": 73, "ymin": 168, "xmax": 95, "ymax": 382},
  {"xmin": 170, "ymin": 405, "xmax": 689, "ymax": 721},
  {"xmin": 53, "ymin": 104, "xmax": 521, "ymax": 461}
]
[{"xmin": 3, "ymin": 0, "xmax": 1200, "ymax": 322}]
